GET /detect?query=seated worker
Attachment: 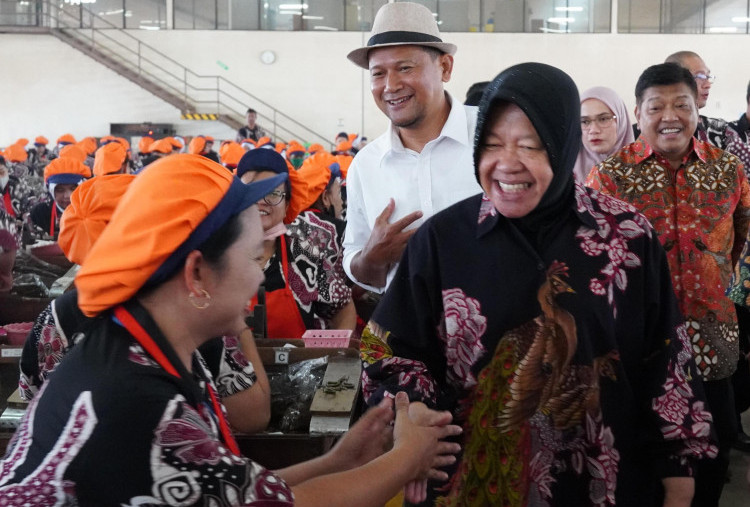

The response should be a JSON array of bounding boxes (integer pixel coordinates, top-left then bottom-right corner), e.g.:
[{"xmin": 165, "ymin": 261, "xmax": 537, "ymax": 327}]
[
  {"xmin": 29, "ymin": 157, "xmax": 90, "ymax": 239},
  {"xmin": 92, "ymin": 141, "xmax": 129, "ymax": 176},
  {"xmin": 237, "ymin": 149, "xmax": 356, "ymax": 338},
  {"xmin": 286, "ymin": 140, "xmax": 307, "ymax": 170},
  {"xmin": 360, "ymin": 63, "xmax": 717, "ymax": 506},
  {"xmin": 0, "ymin": 206, "xmax": 19, "ymax": 292},
  {"xmin": 19, "ymin": 173, "xmax": 272, "ymax": 434},
  {"xmin": 0, "ymin": 154, "xmax": 462, "ymax": 505},
  {"xmin": 297, "ymin": 151, "xmax": 346, "ymax": 240}
]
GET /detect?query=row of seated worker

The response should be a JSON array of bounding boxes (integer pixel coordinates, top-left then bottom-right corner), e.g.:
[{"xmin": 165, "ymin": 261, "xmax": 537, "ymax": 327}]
[
  {"xmin": 0, "ymin": 130, "xmax": 358, "ymax": 245},
  {"xmin": 2, "ymin": 136, "xmax": 363, "ymax": 385}
]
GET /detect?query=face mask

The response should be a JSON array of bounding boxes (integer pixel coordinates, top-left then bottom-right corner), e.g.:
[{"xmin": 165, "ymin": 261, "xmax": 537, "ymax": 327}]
[
  {"xmin": 0, "ymin": 174, "xmax": 9, "ymax": 190},
  {"xmin": 290, "ymin": 158, "xmax": 304, "ymax": 170}
]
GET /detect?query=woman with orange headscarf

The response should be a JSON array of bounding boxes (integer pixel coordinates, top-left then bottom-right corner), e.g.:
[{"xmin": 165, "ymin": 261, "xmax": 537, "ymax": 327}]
[
  {"xmin": 0, "ymin": 153, "xmax": 461, "ymax": 505},
  {"xmin": 19, "ymin": 172, "xmax": 271, "ymax": 433},
  {"xmin": 29, "ymin": 157, "xmax": 90, "ymax": 239},
  {"xmin": 237, "ymin": 149, "xmax": 356, "ymax": 339}
]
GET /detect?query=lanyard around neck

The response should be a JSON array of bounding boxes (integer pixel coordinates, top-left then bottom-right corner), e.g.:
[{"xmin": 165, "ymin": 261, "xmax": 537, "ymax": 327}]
[{"xmin": 113, "ymin": 305, "xmax": 240, "ymax": 456}]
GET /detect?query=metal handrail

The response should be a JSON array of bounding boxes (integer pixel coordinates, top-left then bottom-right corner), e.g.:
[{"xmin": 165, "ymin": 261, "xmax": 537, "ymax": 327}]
[{"xmin": 38, "ymin": 1, "xmax": 331, "ymax": 147}]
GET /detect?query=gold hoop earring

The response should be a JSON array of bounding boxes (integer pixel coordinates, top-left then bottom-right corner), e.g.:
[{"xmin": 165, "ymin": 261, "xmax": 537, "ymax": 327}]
[{"xmin": 189, "ymin": 289, "xmax": 211, "ymax": 310}]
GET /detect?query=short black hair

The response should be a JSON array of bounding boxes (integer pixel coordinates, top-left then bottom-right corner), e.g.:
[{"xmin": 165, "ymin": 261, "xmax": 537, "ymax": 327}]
[
  {"xmin": 420, "ymin": 46, "xmax": 443, "ymax": 61},
  {"xmin": 635, "ymin": 63, "xmax": 697, "ymax": 106},
  {"xmin": 246, "ymin": 108, "xmax": 257, "ymax": 115},
  {"xmin": 746, "ymin": 80, "xmax": 750, "ymax": 104}
]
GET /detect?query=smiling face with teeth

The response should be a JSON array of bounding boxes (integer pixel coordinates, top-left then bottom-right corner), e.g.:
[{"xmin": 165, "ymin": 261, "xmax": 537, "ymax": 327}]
[
  {"xmin": 368, "ymin": 45, "xmax": 453, "ymax": 138},
  {"xmin": 478, "ymin": 102, "xmax": 554, "ymax": 219},
  {"xmin": 240, "ymin": 170, "xmax": 288, "ymax": 232},
  {"xmin": 635, "ymin": 83, "xmax": 698, "ymax": 167}
]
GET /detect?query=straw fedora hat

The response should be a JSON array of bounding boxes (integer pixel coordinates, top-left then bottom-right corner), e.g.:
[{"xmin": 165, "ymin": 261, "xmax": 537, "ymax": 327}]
[{"xmin": 347, "ymin": 2, "xmax": 457, "ymax": 70}]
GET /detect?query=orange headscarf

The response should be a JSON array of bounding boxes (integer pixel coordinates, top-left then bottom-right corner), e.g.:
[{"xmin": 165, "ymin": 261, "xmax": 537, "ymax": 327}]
[
  {"xmin": 335, "ymin": 140, "xmax": 353, "ymax": 153},
  {"xmin": 59, "ymin": 144, "xmax": 88, "ymax": 164},
  {"xmin": 138, "ymin": 136, "xmax": 154, "ymax": 154},
  {"xmin": 79, "ymin": 137, "xmax": 98, "ymax": 155},
  {"xmin": 307, "ymin": 143, "xmax": 324, "ymax": 155},
  {"xmin": 43, "ymin": 157, "xmax": 91, "ymax": 184},
  {"xmin": 297, "ymin": 152, "xmax": 337, "ymax": 207},
  {"xmin": 334, "ymin": 154, "xmax": 352, "ymax": 179},
  {"xmin": 93, "ymin": 142, "xmax": 128, "ymax": 176},
  {"xmin": 188, "ymin": 136, "xmax": 207, "ymax": 155},
  {"xmin": 255, "ymin": 136, "xmax": 273, "ymax": 149},
  {"xmin": 3, "ymin": 144, "xmax": 28, "ymax": 163},
  {"xmin": 56, "ymin": 133, "xmax": 76, "ymax": 146},
  {"xmin": 14, "ymin": 138, "xmax": 29, "ymax": 148},
  {"xmin": 34, "ymin": 136, "xmax": 49, "ymax": 146},
  {"xmin": 148, "ymin": 139, "xmax": 173, "ymax": 154},
  {"xmin": 219, "ymin": 142, "xmax": 245, "ymax": 168},
  {"xmin": 59, "ymin": 174, "xmax": 135, "ymax": 265},
  {"xmin": 75, "ymin": 154, "xmax": 286, "ymax": 316},
  {"xmin": 286, "ymin": 141, "xmax": 306, "ymax": 157}
]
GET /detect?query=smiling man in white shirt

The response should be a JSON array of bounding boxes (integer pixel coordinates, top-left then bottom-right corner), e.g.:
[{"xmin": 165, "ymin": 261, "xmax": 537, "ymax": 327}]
[{"xmin": 343, "ymin": 2, "xmax": 481, "ymax": 293}]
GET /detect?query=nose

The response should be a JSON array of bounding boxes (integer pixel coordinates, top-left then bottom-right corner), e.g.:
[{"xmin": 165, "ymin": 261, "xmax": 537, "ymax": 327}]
[
  {"xmin": 493, "ymin": 147, "xmax": 524, "ymax": 173},
  {"xmin": 383, "ymin": 70, "xmax": 401, "ymax": 93},
  {"xmin": 662, "ymin": 105, "xmax": 679, "ymax": 121}
]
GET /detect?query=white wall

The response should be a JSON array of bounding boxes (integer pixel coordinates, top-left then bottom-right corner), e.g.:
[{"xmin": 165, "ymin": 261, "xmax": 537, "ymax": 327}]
[{"xmin": 1, "ymin": 30, "xmax": 748, "ymax": 148}]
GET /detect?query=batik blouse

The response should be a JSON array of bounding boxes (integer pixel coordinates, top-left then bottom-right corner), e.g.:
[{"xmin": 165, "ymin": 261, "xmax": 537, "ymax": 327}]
[
  {"xmin": 1, "ymin": 300, "xmax": 293, "ymax": 505},
  {"xmin": 18, "ymin": 289, "xmax": 258, "ymax": 404},
  {"xmin": 264, "ymin": 211, "xmax": 351, "ymax": 328},
  {"xmin": 361, "ymin": 185, "xmax": 716, "ymax": 507},
  {"xmin": 587, "ymin": 137, "xmax": 750, "ymax": 381}
]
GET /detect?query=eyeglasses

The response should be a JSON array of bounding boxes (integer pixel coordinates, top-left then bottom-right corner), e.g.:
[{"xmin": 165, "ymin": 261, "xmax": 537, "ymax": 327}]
[
  {"xmin": 693, "ymin": 72, "xmax": 716, "ymax": 84},
  {"xmin": 581, "ymin": 115, "xmax": 617, "ymax": 130},
  {"xmin": 263, "ymin": 190, "xmax": 286, "ymax": 206}
]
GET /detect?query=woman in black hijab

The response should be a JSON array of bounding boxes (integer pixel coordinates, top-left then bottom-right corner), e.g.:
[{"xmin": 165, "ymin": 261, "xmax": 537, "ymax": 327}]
[{"xmin": 359, "ymin": 63, "xmax": 715, "ymax": 506}]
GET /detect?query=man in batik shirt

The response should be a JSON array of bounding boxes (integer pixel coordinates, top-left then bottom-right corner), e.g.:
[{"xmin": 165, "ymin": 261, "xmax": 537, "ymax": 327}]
[{"xmin": 587, "ymin": 62, "xmax": 750, "ymax": 507}]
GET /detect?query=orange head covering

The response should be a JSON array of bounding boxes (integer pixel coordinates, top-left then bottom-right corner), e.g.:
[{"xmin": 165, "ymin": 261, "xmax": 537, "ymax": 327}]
[
  {"xmin": 148, "ymin": 138, "xmax": 173, "ymax": 154},
  {"xmin": 138, "ymin": 136, "xmax": 154, "ymax": 154},
  {"xmin": 34, "ymin": 136, "xmax": 49, "ymax": 146},
  {"xmin": 347, "ymin": 133, "xmax": 357, "ymax": 142},
  {"xmin": 79, "ymin": 137, "xmax": 98, "ymax": 155},
  {"xmin": 43, "ymin": 157, "xmax": 91, "ymax": 185},
  {"xmin": 255, "ymin": 136, "xmax": 273, "ymax": 149},
  {"xmin": 188, "ymin": 136, "xmax": 207, "ymax": 155},
  {"xmin": 59, "ymin": 144, "xmax": 88, "ymax": 164},
  {"xmin": 334, "ymin": 154, "xmax": 352, "ymax": 179},
  {"xmin": 99, "ymin": 135, "xmax": 116, "ymax": 145},
  {"xmin": 335, "ymin": 140, "xmax": 353, "ymax": 153},
  {"xmin": 75, "ymin": 154, "xmax": 287, "ymax": 316},
  {"xmin": 204, "ymin": 136, "xmax": 215, "ymax": 143},
  {"xmin": 307, "ymin": 143, "xmax": 324, "ymax": 155},
  {"xmin": 59, "ymin": 174, "xmax": 136, "ymax": 265},
  {"xmin": 57, "ymin": 133, "xmax": 76, "ymax": 146},
  {"xmin": 297, "ymin": 152, "xmax": 338, "ymax": 208},
  {"xmin": 113, "ymin": 137, "xmax": 130, "ymax": 151},
  {"xmin": 274, "ymin": 142, "xmax": 286, "ymax": 154},
  {"xmin": 241, "ymin": 138, "xmax": 256, "ymax": 148},
  {"xmin": 3, "ymin": 144, "xmax": 28, "ymax": 163},
  {"xmin": 93, "ymin": 142, "xmax": 128, "ymax": 176},
  {"xmin": 168, "ymin": 136, "xmax": 184, "ymax": 150},
  {"xmin": 286, "ymin": 141, "xmax": 306, "ymax": 157},
  {"xmin": 14, "ymin": 138, "xmax": 29, "ymax": 148},
  {"xmin": 219, "ymin": 142, "xmax": 245, "ymax": 169}
]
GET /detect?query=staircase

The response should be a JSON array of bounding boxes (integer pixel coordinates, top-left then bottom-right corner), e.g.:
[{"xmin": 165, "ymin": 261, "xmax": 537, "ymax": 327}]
[{"xmin": 24, "ymin": 1, "xmax": 331, "ymax": 147}]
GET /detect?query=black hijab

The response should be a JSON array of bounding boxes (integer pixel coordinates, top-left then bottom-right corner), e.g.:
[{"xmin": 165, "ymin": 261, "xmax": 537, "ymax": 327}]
[{"xmin": 473, "ymin": 63, "xmax": 581, "ymax": 242}]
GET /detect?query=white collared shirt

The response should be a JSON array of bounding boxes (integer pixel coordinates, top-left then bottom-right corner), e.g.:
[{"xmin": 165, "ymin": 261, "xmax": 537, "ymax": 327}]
[{"xmin": 343, "ymin": 93, "xmax": 481, "ymax": 292}]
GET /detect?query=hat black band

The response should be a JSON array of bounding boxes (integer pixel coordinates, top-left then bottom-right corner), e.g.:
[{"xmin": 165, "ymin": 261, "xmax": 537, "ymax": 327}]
[{"xmin": 368, "ymin": 31, "xmax": 442, "ymax": 47}]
